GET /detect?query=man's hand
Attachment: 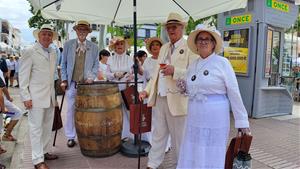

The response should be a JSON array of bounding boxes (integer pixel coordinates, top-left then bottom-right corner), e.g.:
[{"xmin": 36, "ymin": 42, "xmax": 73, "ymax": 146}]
[
  {"xmin": 8, "ymin": 97, "xmax": 13, "ymax": 102},
  {"xmin": 139, "ymin": 91, "xmax": 148, "ymax": 101},
  {"xmin": 161, "ymin": 65, "xmax": 174, "ymax": 76},
  {"xmin": 24, "ymin": 100, "xmax": 33, "ymax": 110},
  {"xmin": 85, "ymin": 78, "xmax": 94, "ymax": 84},
  {"xmin": 60, "ymin": 80, "xmax": 68, "ymax": 92}
]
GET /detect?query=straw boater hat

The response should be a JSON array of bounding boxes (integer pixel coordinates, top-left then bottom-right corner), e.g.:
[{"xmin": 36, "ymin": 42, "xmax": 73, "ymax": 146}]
[
  {"xmin": 145, "ymin": 37, "xmax": 163, "ymax": 55},
  {"xmin": 187, "ymin": 24, "xmax": 223, "ymax": 54},
  {"xmin": 108, "ymin": 36, "xmax": 130, "ymax": 51},
  {"xmin": 162, "ymin": 12, "xmax": 187, "ymax": 26},
  {"xmin": 33, "ymin": 24, "xmax": 58, "ymax": 41},
  {"xmin": 73, "ymin": 20, "xmax": 92, "ymax": 33}
]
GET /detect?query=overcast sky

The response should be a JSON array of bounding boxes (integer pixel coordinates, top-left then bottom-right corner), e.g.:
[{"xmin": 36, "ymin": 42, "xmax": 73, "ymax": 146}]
[{"xmin": 0, "ymin": 0, "xmax": 35, "ymax": 45}]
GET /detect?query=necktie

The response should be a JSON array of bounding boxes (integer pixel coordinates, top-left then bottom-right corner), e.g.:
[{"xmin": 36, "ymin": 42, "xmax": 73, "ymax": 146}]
[{"xmin": 170, "ymin": 44, "xmax": 175, "ymax": 55}]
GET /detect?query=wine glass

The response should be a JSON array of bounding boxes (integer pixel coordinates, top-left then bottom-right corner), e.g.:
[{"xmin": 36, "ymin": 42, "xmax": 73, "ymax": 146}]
[{"xmin": 159, "ymin": 57, "xmax": 169, "ymax": 69}]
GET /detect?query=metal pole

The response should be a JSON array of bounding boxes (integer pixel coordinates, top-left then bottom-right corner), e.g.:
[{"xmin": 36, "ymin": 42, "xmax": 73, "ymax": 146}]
[{"xmin": 132, "ymin": 0, "xmax": 142, "ymax": 168}]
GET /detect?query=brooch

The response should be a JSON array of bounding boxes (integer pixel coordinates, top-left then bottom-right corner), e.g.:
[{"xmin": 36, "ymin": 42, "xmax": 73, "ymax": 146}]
[
  {"xmin": 191, "ymin": 75, "xmax": 196, "ymax": 81},
  {"xmin": 203, "ymin": 70, "xmax": 209, "ymax": 76},
  {"xmin": 179, "ymin": 49, "xmax": 184, "ymax": 54}
]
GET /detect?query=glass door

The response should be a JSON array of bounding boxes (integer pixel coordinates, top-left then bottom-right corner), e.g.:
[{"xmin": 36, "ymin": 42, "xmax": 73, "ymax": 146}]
[{"xmin": 266, "ymin": 28, "xmax": 281, "ymax": 86}]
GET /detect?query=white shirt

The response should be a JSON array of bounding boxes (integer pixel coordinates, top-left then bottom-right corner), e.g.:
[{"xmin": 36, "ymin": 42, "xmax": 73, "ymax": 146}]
[
  {"xmin": 6, "ymin": 59, "xmax": 15, "ymax": 70},
  {"xmin": 143, "ymin": 56, "xmax": 158, "ymax": 82},
  {"xmin": 138, "ymin": 56, "xmax": 158, "ymax": 92},
  {"xmin": 95, "ymin": 61, "xmax": 108, "ymax": 81},
  {"xmin": 157, "ymin": 38, "xmax": 185, "ymax": 96},
  {"xmin": 186, "ymin": 53, "xmax": 249, "ymax": 128},
  {"xmin": 106, "ymin": 52, "xmax": 134, "ymax": 90},
  {"xmin": 15, "ymin": 60, "xmax": 19, "ymax": 73}
]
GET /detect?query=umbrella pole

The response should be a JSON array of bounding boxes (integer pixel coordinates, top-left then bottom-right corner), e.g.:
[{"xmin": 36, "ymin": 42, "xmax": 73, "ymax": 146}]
[{"xmin": 120, "ymin": 0, "xmax": 151, "ymax": 165}]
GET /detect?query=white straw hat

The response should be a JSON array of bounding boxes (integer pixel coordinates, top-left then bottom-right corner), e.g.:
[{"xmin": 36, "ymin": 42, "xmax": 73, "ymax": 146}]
[
  {"xmin": 73, "ymin": 20, "xmax": 92, "ymax": 33},
  {"xmin": 33, "ymin": 24, "xmax": 58, "ymax": 41},
  {"xmin": 108, "ymin": 36, "xmax": 130, "ymax": 51},
  {"xmin": 187, "ymin": 24, "xmax": 223, "ymax": 54},
  {"xmin": 162, "ymin": 12, "xmax": 187, "ymax": 26}
]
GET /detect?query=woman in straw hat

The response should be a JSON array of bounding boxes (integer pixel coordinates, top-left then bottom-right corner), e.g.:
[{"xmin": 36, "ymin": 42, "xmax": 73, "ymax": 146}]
[
  {"xmin": 106, "ymin": 36, "xmax": 137, "ymax": 139},
  {"xmin": 143, "ymin": 37, "xmax": 172, "ymax": 151},
  {"xmin": 176, "ymin": 25, "xmax": 251, "ymax": 169},
  {"xmin": 143, "ymin": 37, "xmax": 163, "ymax": 84}
]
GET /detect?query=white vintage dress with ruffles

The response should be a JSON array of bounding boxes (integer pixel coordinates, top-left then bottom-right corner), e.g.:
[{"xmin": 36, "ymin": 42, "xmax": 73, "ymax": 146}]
[{"xmin": 177, "ymin": 53, "xmax": 249, "ymax": 169}]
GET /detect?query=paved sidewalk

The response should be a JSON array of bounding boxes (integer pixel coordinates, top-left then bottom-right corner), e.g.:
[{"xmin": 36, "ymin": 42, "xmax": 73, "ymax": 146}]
[{"xmin": 2, "ymin": 87, "xmax": 300, "ymax": 169}]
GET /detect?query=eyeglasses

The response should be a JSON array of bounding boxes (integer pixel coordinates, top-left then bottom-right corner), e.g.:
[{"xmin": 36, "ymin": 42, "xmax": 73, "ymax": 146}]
[{"xmin": 195, "ymin": 38, "xmax": 214, "ymax": 44}]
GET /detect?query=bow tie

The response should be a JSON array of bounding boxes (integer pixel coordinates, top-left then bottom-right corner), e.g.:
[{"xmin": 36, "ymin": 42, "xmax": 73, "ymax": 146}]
[{"xmin": 77, "ymin": 42, "xmax": 87, "ymax": 53}]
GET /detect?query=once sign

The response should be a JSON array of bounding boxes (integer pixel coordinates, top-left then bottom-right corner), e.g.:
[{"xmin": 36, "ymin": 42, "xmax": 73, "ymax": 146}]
[{"xmin": 226, "ymin": 14, "xmax": 252, "ymax": 25}]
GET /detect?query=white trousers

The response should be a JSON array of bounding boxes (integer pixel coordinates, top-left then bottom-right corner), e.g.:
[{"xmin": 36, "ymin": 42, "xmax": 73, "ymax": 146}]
[
  {"xmin": 4, "ymin": 97, "xmax": 23, "ymax": 120},
  {"xmin": 147, "ymin": 96, "xmax": 186, "ymax": 169},
  {"xmin": 28, "ymin": 105, "xmax": 54, "ymax": 165},
  {"xmin": 64, "ymin": 82, "xmax": 77, "ymax": 140}
]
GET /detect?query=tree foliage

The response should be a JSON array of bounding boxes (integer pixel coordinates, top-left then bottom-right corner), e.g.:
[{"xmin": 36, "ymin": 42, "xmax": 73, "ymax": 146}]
[
  {"xmin": 186, "ymin": 15, "xmax": 217, "ymax": 35},
  {"xmin": 27, "ymin": 1, "xmax": 66, "ymax": 39},
  {"xmin": 107, "ymin": 25, "xmax": 144, "ymax": 48},
  {"xmin": 27, "ymin": 0, "xmax": 53, "ymax": 29}
]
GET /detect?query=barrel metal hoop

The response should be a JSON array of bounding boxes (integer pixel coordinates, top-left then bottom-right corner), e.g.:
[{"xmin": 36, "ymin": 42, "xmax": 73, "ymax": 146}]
[
  {"xmin": 75, "ymin": 105, "xmax": 122, "ymax": 113},
  {"xmin": 77, "ymin": 132, "xmax": 121, "ymax": 139},
  {"xmin": 77, "ymin": 88, "xmax": 120, "ymax": 96}
]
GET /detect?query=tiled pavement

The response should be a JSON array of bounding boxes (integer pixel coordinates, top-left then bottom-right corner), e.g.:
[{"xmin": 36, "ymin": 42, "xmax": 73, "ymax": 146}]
[{"xmin": 1, "ymin": 87, "xmax": 300, "ymax": 169}]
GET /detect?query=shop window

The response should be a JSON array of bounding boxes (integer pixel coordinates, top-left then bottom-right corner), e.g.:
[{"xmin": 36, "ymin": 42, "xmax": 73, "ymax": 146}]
[
  {"xmin": 265, "ymin": 28, "xmax": 281, "ymax": 86},
  {"xmin": 223, "ymin": 29, "xmax": 250, "ymax": 76}
]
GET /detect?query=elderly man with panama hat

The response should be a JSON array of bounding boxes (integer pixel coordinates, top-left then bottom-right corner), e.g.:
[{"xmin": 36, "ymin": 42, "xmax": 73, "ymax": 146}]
[
  {"xmin": 19, "ymin": 24, "xmax": 58, "ymax": 169},
  {"xmin": 60, "ymin": 20, "xmax": 99, "ymax": 148},
  {"xmin": 139, "ymin": 12, "xmax": 197, "ymax": 169}
]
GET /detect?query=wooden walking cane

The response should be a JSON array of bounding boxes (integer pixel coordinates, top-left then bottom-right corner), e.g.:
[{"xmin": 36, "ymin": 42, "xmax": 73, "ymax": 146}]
[{"xmin": 53, "ymin": 93, "xmax": 65, "ymax": 146}]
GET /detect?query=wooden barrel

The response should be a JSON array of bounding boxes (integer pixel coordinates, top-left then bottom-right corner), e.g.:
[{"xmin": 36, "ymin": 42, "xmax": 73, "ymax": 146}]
[{"xmin": 75, "ymin": 83, "xmax": 122, "ymax": 157}]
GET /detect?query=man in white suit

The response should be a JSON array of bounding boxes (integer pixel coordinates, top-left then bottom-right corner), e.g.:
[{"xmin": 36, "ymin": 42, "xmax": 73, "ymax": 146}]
[
  {"xmin": 19, "ymin": 24, "xmax": 58, "ymax": 169},
  {"xmin": 139, "ymin": 12, "xmax": 197, "ymax": 169}
]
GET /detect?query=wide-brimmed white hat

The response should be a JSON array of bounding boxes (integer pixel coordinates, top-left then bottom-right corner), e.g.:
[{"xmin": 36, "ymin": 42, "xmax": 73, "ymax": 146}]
[
  {"xmin": 162, "ymin": 12, "xmax": 187, "ymax": 26},
  {"xmin": 145, "ymin": 37, "xmax": 163, "ymax": 55},
  {"xmin": 187, "ymin": 24, "xmax": 223, "ymax": 54},
  {"xmin": 33, "ymin": 24, "xmax": 58, "ymax": 41},
  {"xmin": 73, "ymin": 20, "xmax": 92, "ymax": 33},
  {"xmin": 108, "ymin": 36, "xmax": 130, "ymax": 51}
]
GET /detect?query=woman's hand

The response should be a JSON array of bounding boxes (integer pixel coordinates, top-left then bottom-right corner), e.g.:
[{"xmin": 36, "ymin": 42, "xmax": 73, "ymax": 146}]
[
  {"xmin": 238, "ymin": 128, "xmax": 251, "ymax": 136},
  {"xmin": 114, "ymin": 72, "xmax": 126, "ymax": 80}
]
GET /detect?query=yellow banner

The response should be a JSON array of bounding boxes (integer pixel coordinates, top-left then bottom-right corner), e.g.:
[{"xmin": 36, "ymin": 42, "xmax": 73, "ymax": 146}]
[{"xmin": 224, "ymin": 47, "xmax": 248, "ymax": 74}]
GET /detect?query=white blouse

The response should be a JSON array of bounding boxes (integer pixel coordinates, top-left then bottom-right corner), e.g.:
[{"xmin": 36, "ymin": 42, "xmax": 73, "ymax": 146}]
[
  {"xmin": 138, "ymin": 56, "xmax": 158, "ymax": 91},
  {"xmin": 106, "ymin": 52, "xmax": 134, "ymax": 90},
  {"xmin": 186, "ymin": 53, "xmax": 249, "ymax": 128},
  {"xmin": 106, "ymin": 52, "xmax": 134, "ymax": 80},
  {"xmin": 143, "ymin": 57, "xmax": 158, "ymax": 82}
]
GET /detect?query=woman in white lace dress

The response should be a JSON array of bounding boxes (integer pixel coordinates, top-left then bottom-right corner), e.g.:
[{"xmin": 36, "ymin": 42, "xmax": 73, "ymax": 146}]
[
  {"xmin": 177, "ymin": 25, "xmax": 251, "ymax": 169},
  {"xmin": 106, "ymin": 37, "xmax": 134, "ymax": 139}
]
